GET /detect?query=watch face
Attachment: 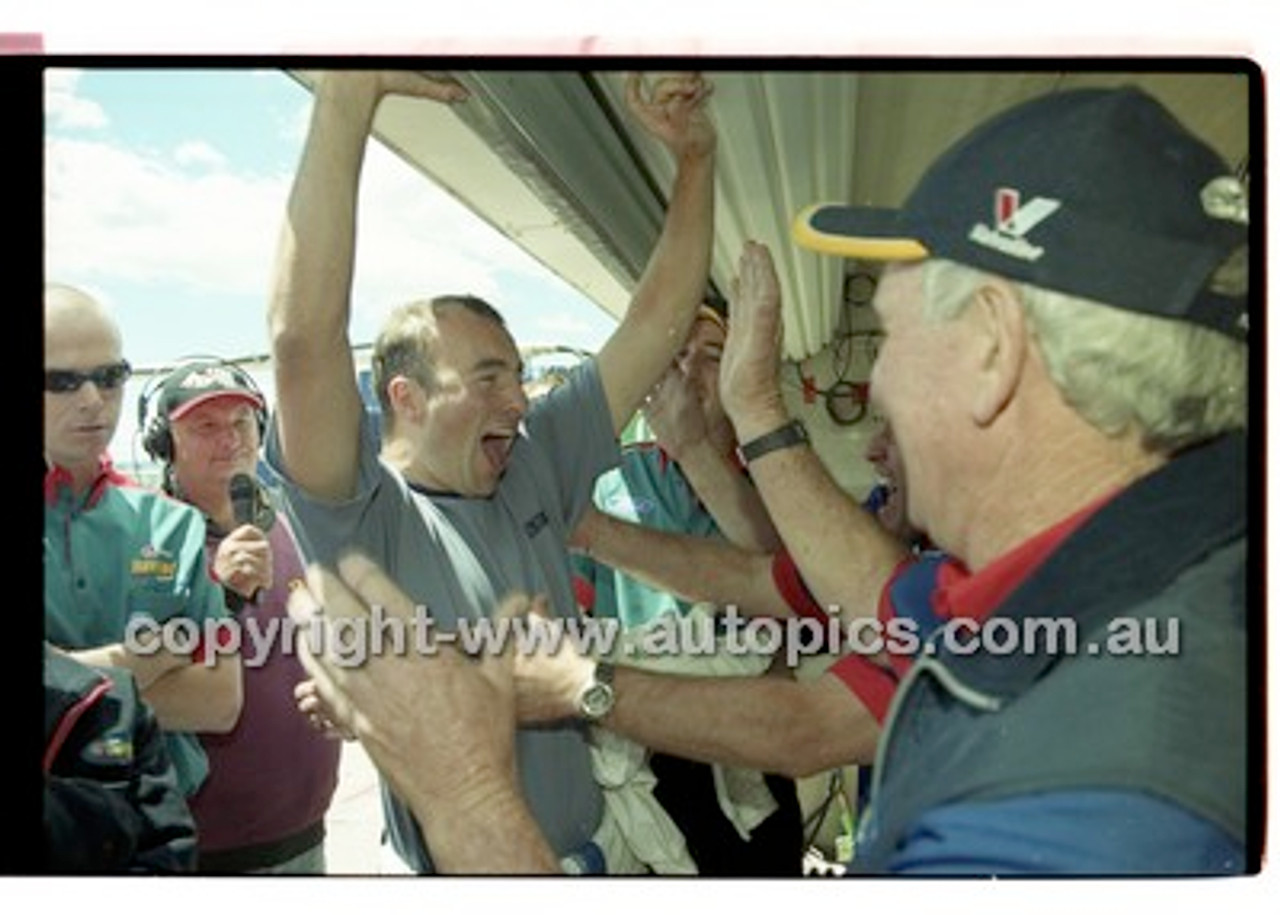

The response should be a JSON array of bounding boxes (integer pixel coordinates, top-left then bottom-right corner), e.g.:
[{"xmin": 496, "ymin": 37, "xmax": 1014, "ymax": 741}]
[{"xmin": 580, "ymin": 683, "xmax": 614, "ymax": 719}]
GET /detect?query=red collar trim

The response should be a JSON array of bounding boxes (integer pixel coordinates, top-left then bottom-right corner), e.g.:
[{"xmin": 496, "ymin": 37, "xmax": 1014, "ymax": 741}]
[
  {"xmin": 932, "ymin": 490, "xmax": 1119, "ymax": 624},
  {"xmin": 44, "ymin": 455, "xmax": 129, "ymax": 509},
  {"xmin": 657, "ymin": 444, "xmax": 673, "ymax": 473}
]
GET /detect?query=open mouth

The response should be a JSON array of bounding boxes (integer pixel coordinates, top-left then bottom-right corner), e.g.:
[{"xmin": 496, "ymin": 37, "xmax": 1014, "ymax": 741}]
[{"xmin": 480, "ymin": 432, "xmax": 516, "ymax": 473}]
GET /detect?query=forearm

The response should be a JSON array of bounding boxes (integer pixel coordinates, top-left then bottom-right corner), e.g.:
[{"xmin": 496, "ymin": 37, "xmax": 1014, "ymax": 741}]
[
  {"xmin": 598, "ymin": 153, "xmax": 715, "ymax": 430},
  {"xmin": 63, "ymin": 643, "xmax": 186, "ymax": 690},
  {"xmin": 143, "ymin": 656, "xmax": 243, "ymax": 733},
  {"xmin": 269, "ymin": 76, "xmax": 374, "ymax": 350},
  {"xmin": 403, "ymin": 772, "xmax": 559, "ymax": 874},
  {"xmin": 604, "ymin": 666, "xmax": 879, "ymax": 779},
  {"xmin": 268, "ymin": 74, "xmax": 373, "ymax": 499},
  {"xmin": 675, "ymin": 441, "xmax": 781, "ymax": 552},
  {"xmin": 588, "ymin": 512, "xmax": 791, "ymax": 618},
  {"xmin": 635, "ymin": 151, "xmax": 716, "ymax": 327},
  {"xmin": 736, "ymin": 419, "xmax": 908, "ymax": 624}
]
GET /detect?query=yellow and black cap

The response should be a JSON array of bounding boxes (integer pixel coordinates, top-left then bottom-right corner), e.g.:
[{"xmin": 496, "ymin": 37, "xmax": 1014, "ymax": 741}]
[{"xmin": 793, "ymin": 86, "xmax": 1249, "ymax": 340}]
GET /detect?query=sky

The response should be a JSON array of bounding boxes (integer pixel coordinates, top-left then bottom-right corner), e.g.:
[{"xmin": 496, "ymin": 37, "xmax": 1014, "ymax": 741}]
[{"xmin": 43, "ymin": 67, "xmax": 619, "ymax": 465}]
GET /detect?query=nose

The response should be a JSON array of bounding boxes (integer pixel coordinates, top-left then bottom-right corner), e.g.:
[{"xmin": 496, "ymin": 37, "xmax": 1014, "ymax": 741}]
[
  {"xmin": 503, "ymin": 377, "xmax": 529, "ymax": 420},
  {"xmin": 72, "ymin": 380, "xmax": 109, "ymax": 410},
  {"xmin": 212, "ymin": 422, "xmax": 252, "ymax": 453}
]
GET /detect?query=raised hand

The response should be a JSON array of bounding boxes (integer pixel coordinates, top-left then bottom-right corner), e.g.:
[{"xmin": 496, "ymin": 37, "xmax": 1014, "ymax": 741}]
[
  {"xmin": 720, "ymin": 241, "xmax": 787, "ymax": 432},
  {"xmin": 286, "ymin": 553, "xmax": 521, "ymax": 809},
  {"xmin": 308, "ymin": 69, "xmax": 469, "ymax": 106},
  {"xmin": 644, "ymin": 364, "xmax": 709, "ymax": 460},
  {"xmin": 626, "ymin": 71, "xmax": 716, "ymax": 161},
  {"xmin": 371, "ymin": 70, "xmax": 470, "ymax": 103}
]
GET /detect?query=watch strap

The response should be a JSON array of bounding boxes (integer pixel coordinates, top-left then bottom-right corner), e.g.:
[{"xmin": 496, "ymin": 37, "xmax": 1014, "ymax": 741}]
[{"xmin": 739, "ymin": 419, "xmax": 810, "ymax": 463}]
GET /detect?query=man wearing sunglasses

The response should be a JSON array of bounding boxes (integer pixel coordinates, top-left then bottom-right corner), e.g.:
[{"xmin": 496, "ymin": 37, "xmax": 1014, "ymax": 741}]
[{"xmin": 44, "ymin": 283, "xmax": 243, "ymax": 806}]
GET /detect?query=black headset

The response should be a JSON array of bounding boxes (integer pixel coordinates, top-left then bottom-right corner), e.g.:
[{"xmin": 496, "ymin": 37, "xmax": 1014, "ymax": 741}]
[{"xmin": 137, "ymin": 357, "xmax": 267, "ymax": 463}]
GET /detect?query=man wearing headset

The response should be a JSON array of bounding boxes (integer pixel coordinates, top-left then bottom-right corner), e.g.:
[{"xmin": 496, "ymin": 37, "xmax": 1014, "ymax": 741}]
[
  {"xmin": 43, "ymin": 285, "xmax": 242, "ymax": 808},
  {"xmin": 139, "ymin": 360, "xmax": 341, "ymax": 873}
]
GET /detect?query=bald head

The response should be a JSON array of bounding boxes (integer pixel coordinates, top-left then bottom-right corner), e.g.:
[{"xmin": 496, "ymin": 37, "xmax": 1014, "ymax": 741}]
[
  {"xmin": 44, "ymin": 284, "xmax": 128, "ymax": 486},
  {"xmin": 45, "ymin": 284, "xmax": 123, "ymax": 361}
]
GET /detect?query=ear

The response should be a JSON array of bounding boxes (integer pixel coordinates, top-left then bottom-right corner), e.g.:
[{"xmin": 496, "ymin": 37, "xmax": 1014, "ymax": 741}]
[
  {"xmin": 385, "ymin": 375, "xmax": 423, "ymax": 425},
  {"xmin": 967, "ymin": 279, "xmax": 1028, "ymax": 427}
]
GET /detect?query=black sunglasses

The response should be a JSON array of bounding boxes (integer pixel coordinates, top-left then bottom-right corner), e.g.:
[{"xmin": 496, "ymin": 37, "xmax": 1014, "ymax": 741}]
[{"xmin": 45, "ymin": 360, "xmax": 133, "ymax": 394}]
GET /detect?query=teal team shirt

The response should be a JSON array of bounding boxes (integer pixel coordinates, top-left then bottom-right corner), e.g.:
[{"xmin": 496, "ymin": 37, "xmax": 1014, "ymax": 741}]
[
  {"xmin": 573, "ymin": 442, "xmax": 721, "ymax": 629},
  {"xmin": 44, "ymin": 459, "xmax": 229, "ymax": 796}
]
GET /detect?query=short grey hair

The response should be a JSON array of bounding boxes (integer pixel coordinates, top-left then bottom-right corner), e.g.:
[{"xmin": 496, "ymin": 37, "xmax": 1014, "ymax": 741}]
[
  {"xmin": 371, "ymin": 295, "xmax": 510, "ymax": 432},
  {"xmin": 371, "ymin": 300, "xmax": 440, "ymax": 419},
  {"xmin": 920, "ymin": 259, "xmax": 1247, "ymax": 454}
]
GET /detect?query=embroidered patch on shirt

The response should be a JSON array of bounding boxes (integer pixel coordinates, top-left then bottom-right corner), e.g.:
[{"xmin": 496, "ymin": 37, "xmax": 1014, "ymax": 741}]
[
  {"xmin": 85, "ymin": 736, "xmax": 135, "ymax": 763},
  {"xmin": 130, "ymin": 544, "xmax": 177, "ymax": 582}
]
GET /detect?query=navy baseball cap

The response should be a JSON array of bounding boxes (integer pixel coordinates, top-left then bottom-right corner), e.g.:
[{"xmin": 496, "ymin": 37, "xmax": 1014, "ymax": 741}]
[
  {"xmin": 793, "ymin": 87, "xmax": 1249, "ymax": 340},
  {"xmin": 159, "ymin": 361, "xmax": 265, "ymax": 421}
]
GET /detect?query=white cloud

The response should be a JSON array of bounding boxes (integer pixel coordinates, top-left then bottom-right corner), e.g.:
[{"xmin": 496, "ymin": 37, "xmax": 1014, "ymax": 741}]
[
  {"xmin": 43, "ymin": 71, "xmax": 609, "ymax": 356},
  {"xmin": 42, "ymin": 131, "xmax": 523, "ymax": 316},
  {"xmin": 44, "ymin": 135, "xmax": 287, "ymax": 295},
  {"xmin": 348, "ymin": 143, "xmax": 556, "ymax": 326},
  {"xmin": 173, "ymin": 139, "xmax": 227, "ymax": 170},
  {"xmin": 43, "ymin": 68, "xmax": 108, "ymax": 130}
]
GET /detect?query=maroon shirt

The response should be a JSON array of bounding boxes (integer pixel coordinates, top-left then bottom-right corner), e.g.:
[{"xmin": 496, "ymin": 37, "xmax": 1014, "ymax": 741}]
[{"xmin": 187, "ymin": 510, "xmax": 341, "ymax": 856}]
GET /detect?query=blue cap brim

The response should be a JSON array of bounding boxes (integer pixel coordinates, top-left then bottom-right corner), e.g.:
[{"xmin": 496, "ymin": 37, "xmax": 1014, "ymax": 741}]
[{"xmin": 793, "ymin": 203, "xmax": 930, "ymax": 261}]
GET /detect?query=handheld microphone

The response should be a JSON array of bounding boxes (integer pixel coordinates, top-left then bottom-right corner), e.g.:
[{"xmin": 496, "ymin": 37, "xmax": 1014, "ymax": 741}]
[{"xmin": 229, "ymin": 473, "xmax": 257, "ymax": 528}]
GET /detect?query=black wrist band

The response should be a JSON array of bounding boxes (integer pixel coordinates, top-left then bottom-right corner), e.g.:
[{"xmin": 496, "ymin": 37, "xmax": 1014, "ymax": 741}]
[
  {"xmin": 223, "ymin": 587, "xmax": 259, "ymax": 615},
  {"xmin": 224, "ymin": 589, "xmax": 247, "ymax": 615},
  {"xmin": 739, "ymin": 419, "xmax": 810, "ymax": 463}
]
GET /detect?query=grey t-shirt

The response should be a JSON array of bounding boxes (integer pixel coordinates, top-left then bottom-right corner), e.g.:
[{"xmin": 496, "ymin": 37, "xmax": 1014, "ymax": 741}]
[{"xmin": 265, "ymin": 359, "xmax": 620, "ymax": 871}]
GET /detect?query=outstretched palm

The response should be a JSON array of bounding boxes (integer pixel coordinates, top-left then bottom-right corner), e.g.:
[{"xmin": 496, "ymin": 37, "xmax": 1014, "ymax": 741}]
[{"xmin": 626, "ymin": 71, "xmax": 716, "ymax": 160}]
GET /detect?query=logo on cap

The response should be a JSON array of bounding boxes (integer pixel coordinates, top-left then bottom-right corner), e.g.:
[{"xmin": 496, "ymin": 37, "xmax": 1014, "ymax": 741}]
[
  {"xmin": 968, "ymin": 187, "xmax": 1061, "ymax": 262},
  {"xmin": 178, "ymin": 365, "xmax": 243, "ymax": 391}
]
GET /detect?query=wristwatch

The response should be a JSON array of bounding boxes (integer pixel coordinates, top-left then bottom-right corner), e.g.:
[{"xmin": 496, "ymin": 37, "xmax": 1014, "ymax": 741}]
[
  {"xmin": 576, "ymin": 660, "xmax": 616, "ymax": 721},
  {"xmin": 739, "ymin": 419, "xmax": 810, "ymax": 463}
]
